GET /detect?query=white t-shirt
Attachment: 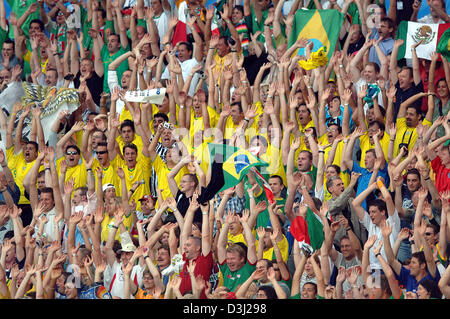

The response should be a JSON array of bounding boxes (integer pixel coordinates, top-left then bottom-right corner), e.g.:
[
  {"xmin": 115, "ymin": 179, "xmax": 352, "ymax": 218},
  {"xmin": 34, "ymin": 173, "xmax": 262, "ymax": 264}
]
[
  {"xmin": 107, "ymin": 70, "xmax": 125, "ymax": 115},
  {"xmin": 161, "ymin": 57, "xmax": 201, "ymax": 96},
  {"xmin": 359, "ymin": 210, "xmax": 401, "ymax": 270},
  {"xmin": 104, "ymin": 261, "xmax": 145, "ymax": 299},
  {"xmin": 150, "ymin": 11, "xmax": 170, "ymax": 50}
]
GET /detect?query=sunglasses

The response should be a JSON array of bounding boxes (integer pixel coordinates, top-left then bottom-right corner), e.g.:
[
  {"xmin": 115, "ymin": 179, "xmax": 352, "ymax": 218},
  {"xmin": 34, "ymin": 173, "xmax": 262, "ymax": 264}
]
[
  {"xmin": 97, "ymin": 150, "xmax": 108, "ymax": 155},
  {"xmin": 425, "ymin": 232, "xmax": 433, "ymax": 236},
  {"xmin": 66, "ymin": 151, "xmax": 79, "ymax": 155}
]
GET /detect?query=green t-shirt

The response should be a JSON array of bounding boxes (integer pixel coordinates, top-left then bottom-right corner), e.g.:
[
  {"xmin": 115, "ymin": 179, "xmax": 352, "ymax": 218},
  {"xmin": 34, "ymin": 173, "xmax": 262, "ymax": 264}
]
[
  {"xmin": 101, "ymin": 43, "xmax": 130, "ymax": 93},
  {"xmin": 7, "ymin": 0, "xmax": 40, "ymax": 38},
  {"xmin": 0, "ymin": 27, "xmax": 8, "ymax": 50},
  {"xmin": 219, "ymin": 261, "xmax": 256, "ymax": 292},
  {"xmin": 289, "ymin": 293, "xmax": 324, "ymax": 299}
]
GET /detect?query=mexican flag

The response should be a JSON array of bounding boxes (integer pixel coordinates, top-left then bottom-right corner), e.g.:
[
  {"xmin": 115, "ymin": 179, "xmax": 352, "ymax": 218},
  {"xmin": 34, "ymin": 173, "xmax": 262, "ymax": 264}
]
[
  {"xmin": 437, "ymin": 28, "xmax": 450, "ymax": 62},
  {"xmin": 396, "ymin": 21, "xmax": 450, "ymax": 60},
  {"xmin": 207, "ymin": 143, "xmax": 268, "ymax": 193},
  {"xmin": 288, "ymin": 9, "xmax": 345, "ymax": 60},
  {"xmin": 289, "ymin": 207, "xmax": 324, "ymax": 254}
]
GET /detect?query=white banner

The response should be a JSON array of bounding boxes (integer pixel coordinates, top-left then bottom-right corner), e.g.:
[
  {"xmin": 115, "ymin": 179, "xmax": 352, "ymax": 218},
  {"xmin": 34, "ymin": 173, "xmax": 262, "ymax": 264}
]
[
  {"xmin": 404, "ymin": 22, "xmax": 439, "ymax": 60},
  {"xmin": 124, "ymin": 88, "xmax": 167, "ymax": 104}
]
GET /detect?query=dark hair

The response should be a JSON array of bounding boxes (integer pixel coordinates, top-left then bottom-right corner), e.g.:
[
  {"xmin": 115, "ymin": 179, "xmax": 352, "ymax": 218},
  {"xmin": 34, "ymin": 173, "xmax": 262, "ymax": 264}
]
[
  {"xmin": 120, "ymin": 119, "xmax": 135, "ymax": 132},
  {"xmin": 381, "ymin": 17, "xmax": 395, "ymax": 30},
  {"xmin": 2, "ymin": 39, "xmax": 14, "ymax": 47},
  {"xmin": 303, "ymin": 282, "xmax": 318, "ymax": 295},
  {"xmin": 187, "ymin": 173, "xmax": 199, "ymax": 188},
  {"xmin": 98, "ymin": 8, "xmax": 107, "ymax": 19},
  {"xmin": 405, "ymin": 168, "xmax": 421, "ymax": 180},
  {"xmin": 231, "ymin": 102, "xmax": 243, "ymax": 113},
  {"xmin": 411, "ymin": 251, "xmax": 427, "ymax": 266},
  {"xmin": 40, "ymin": 187, "xmax": 55, "ymax": 200},
  {"xmin": 65, "ymin": 144, "xmax": 81, "ymax": 155},
  {"xmin": 26, "ymin": 141, "xmax": 39, "ymax": 153},
  {"xmin": 97, "ymin": 141, "xmax": 108, "ymax": 148},
  {"xmin": 299, "ymin": 150, "xmax": 313, "ymax": 162},
  {"xmin": 258, "ymin": 285, "xmax": 278, "ymax": 299},
  {"xmin": 29, "ymin": 19, "xmax": 45, "ymax": 32},
  {"xmin": 154, "ymin": 112, "xmax": 169, "ymax": 122},
  {"xmin": 326, "ymin": 175, "xmax": 342, "ymax": 192},
  {"xmin": 178, "ymin": 41, "xmax": 193, "ymax": 52},
  {"xmin": 233, "ymin": 5, "xmax": 244, "ymax": 15},
  {"xmin": 369, "ymin": 120, "xmax": 385, "ymax": 132},
  {"xmin": 269, "ymin": 175, "xmax": 284, "ymax": 186},
  {"xmin": 419, "ymin": 280, "xmax": 442, "ymax": 299},
  {"xmin": 367, "ymin": 199, "xmax": 387, "ymax": 217},
  {"xmin": 123, "ymin": 143, "xmax": 138, "ymax": 154}
]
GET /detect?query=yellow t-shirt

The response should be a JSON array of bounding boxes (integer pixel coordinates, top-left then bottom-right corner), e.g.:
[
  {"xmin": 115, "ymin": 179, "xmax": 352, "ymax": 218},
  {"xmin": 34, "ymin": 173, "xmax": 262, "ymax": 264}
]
[
  {"xmin": 100, "ymin": 212, "xmax": 134, "ymax": 243},
  {"xmin": 56, "ymin": 157, "xmax": 88, "ymax": 190},
  {"xmin": 115, "ymin": 154, "xmax": 152, "ymax": 210},
  {"xmin": 359, "ymin": 131, "xmax": 391, "ymax": 168},
  {"xmin": 116, "ymin": 134, "xmax": 145, "ymax": 163},
  {"xmin": 152, "ymin": 155, "xmax": 189, "ymax": 202},
  {"xmin": 92, "ymin": 157, "xmax": 121, "ymax": 196},
  {"xmin": 189, "ymin": 105, "xmax": 220, "ymax": 145},
  {"xmin": 394, "ymin": 118, "xmax": 431, "ymax": 157},
  {"xmin": 255, "ymin": 235, "xmax": 290, "ymax": 263},
  {"xmin": 6, "ymin": 146, "xmax": 43, "ymax": 205}
]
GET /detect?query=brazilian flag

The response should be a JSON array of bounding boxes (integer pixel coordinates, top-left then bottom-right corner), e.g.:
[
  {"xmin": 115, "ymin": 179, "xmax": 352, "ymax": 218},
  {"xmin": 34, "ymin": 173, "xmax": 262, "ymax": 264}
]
[
  {"xmin": 208, "ymin": 143, "xmax": 268, "ymax": 193},
  {"xmin": 288, "ymin": 9, "xmax": 345, "ymax": 60}
]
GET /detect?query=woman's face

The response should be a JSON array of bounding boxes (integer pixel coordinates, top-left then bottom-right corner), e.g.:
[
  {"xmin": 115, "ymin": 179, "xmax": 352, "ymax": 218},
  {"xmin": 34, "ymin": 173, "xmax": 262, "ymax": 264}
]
[
  {"xmin": 417, "ymin": 284, "xmax": 430, "ymax": 299},
  {"xmin": 231, "ymin": 8, "xmax": 244, "ymax": 24},
  {"xmin": 256, "ymin": 289, "xmax": 268, "ymax": 299},
  {"xmin": 436, "ymin": 79, "xmax": 449, "ymax": 99}
]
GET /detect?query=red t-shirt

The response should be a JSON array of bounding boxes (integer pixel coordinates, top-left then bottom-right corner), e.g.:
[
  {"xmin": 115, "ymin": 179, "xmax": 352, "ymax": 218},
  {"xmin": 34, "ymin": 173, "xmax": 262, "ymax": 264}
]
[
  {"xmin": 431, "ymin": 156, "xmax": 450, "ymax": 193},
  {"xmin": 419, "ymin": 63, "xmax": 446, "ymax": 112},
  {"xmin": 179, "ymin": 251, "xmax": 213, "ymax": 299}
]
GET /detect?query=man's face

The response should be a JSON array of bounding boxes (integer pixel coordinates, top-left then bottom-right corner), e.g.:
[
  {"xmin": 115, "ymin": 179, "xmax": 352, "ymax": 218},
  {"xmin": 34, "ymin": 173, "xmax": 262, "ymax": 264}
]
[
  {"xmin": 363, "ymin": 64, "xmax": 377, "ymax": 82},
  {"xmin": 107, "ymin": 35, "xmax": 121, "ymax": 53},
  {"xmin": 157, "ymin": 248, "xmax": 170, "ymax": 268},
  {"xmin": 364, "ymin": 151, "xmax": 376, "ymax": 170},
  {"xmin": 377, "ymin": 21, "xmax": 392, "ymax": 38},
  {"xmin": 327, "ymin": 124, "xmax": 339, "ymax": 141},
  {"xmin": 29, "ymin": 23, "xmax": 42, "ymax": 38},
  {"xmin": 268, "ymin": 177, "xmax": 283, "ymax": 196},
  {"xmin": 72, "ymin": 189, "xmax": 86, "ymax": 206},
  {"xmin": 123, "ymin": 147, "xmax": 137, "ymax": 167},
  {"xmin": 96, "ymin": 145, "xmax": 108, "ymax": 166},
  {"xmin": 151, "ymin": 0, "xmax": 163, "ymax": 15},
  {"xmin": 330, "ymin": 178, "xmax": 345, "ymax": 197},
  {"xmin": 406, "ymin": 174, "xmax": 421, "ymax": 192},
  {"xmin": 231, "ymin": 7, "xmax": 244, "ymax": 24},
  {"xmin": 80, "ymin": 59, "xmax": 94, "ymax": 77},
  {"xmin": 91, "ymin": 131, "xmax": 104, "ymax": 150},
  {"xmin": 120, "ymin": 251, "xmax": 134, "ymax": 266},
  {"xmin": 177, "ymin": 44, "xmax": 191, "ymax": 62},
  {"xmin": 179, "ymin": 175, "xmax": 195, "ymax": 193},
  {"xmin": 424, "ymin": 226, "xmax": 437, "ymax": 246},
  {"xmin": 367, "ymin": 123, "xmax": 382, "ymax": 144},
  {"xmin": 183, "ymin": 238, "xmax": 200, "ymax": 260},
  {"xmin": 301, "ymin": 283, "xmax": 317, "ymax": 299},
  {"xmin": 230, "ymin": 105, "xmax": 243, "ymax": 124},
  {"xmin": 121, "ymin": 70, "xmax": 131, "ymax": 89},
  {"xmin": 136, "ymin": 26, "xmax": 147, "ymax": 43},
  {"xmin": 438, "ymin": 146, "xmax": 450, "ymax": 166},
  {"xmin": 297, "ymin": 105, "xmax": 311, "ymax": 126},
  {"xmin": 297, "ymin": 152, "xmax": 312, "ymax": 172},
  {"xmin": 24, "ymin": 143, "xmax": 38, "ymax": 163},
  {"xmin": 368, "ymin": 205, "xmax": 385, "ymax": 226},
  {"xmin": 0, "ymin": 69, "xmax": 11, "ymax": 85},
  {"xmin": 398, "ymin": 69, "xmax": 414, "ymax": 90},
  {"xmin": 430, "ymin": 0, "xmax": 444, "ymax": 16},
  {"xmin": 405, "ymin": 107, "xmax": 420, "ymax": 128},
  {"xmin": 37, "ymin": 175, "xmax": 46, "ymax": 190},
  {"xmin": 217, "ymin": 38, "xmax": 230, "ymax": 57},
  {"xmin": 40, "ymin": 192, "xmax": 55, "ymax": 212},
  {"xmin": 340, "ymin": 239, "xmax": 355, "ymax": 259},
  {"xmin": 226, "ymin": 251, "xmax": 245, "ymax": 272},
  {"xmin": 66, "ymin": 147, "xmax": 81, "ymax": 167},
  {"xmin": 120, "ymin": 125, "xmax": 135, "ymax": 143},
  {"xmin": 408, "ymin": 256, "xmax": 424, "ymax": 277},
  {"xmin": 45, "ymin": 70, "xmax": 58, "ymax": 87},
  {"xmin": 153, "ymin": 116, "xmax": 165, "ymax": 132},
  {"xmin": 1, "ymin": 43, "xmax": 14, "ymax": 59}
]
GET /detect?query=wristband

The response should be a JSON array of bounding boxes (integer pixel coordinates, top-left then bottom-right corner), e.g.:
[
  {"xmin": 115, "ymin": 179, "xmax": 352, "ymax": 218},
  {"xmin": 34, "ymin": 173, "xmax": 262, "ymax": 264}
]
[
  {"xmin": 409, "ymin": 240, "xmax": 415, "ymax": 245},
  {"xmin": 179, "ymin": 105, "xmax": 185, "ymax": 109},
  {"xmin": 244, "ymin": 118, "xmax": 250, "ymax": 122},
  {"xmin": 346, "ymin": 227, "xmax": 351, "ymax": 232},
  {"xmin": 87, "ymin": 168, "xmax": 92, "ymax": 172},
  {"xmin": 209, "ymin": 47, "xmax": 215, "ymax": 50},
  {"xmin": 144, "ymin": 255, "xmax": 150, "ymax": 259},
  {"xmin": 112, "ymin": 225, "xmax": 118, "ymax": 229},
  {"xmin": 390, "ymin": 139, "xmax": 395, "ymax": 142},
  {"xmin": 319, "ymin": 150, "xmax": 325, "ymax": 154},
  {"xmin": 375, "ymin": 253, "xmax": 381, "ymax": 258},
  {"xmin": 424, "ymin": 177, "xmax": 430, "ymax": 181}
]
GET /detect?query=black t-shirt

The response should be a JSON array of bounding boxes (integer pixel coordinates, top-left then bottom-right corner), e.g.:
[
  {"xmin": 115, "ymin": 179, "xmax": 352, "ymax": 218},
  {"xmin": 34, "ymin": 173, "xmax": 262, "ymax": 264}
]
[
  {"xmin": 73, "ymin": 71, "xmax": 104, "ymax": 106},
  {"xmin": 243, "ymin": 51, "xmax": 269, "ymax": 86},
  {"xmin": 394, "ymin": 80, "xmax": 424, "ymax": 120}
]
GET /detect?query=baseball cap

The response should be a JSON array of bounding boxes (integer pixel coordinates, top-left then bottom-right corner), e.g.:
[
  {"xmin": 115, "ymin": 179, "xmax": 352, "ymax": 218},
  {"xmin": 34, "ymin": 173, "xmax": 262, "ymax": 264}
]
[
  {"xmin": 102, "ymin": 183, "xmax": 115, "ymax": 192},
  {"xmin": 117, "ymin": 243, "xmax": 136, "ymax": 254},
  {"xmin": 139, "ymin": 195, "xmax": 154, "ymax": 202}
]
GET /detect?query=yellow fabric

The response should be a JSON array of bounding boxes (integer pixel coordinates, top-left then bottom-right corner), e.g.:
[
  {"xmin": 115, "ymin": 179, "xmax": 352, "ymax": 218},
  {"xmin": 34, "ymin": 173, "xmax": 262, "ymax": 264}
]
[
  {"xmin": 115, "ymin": 154, "xmax": 152, "ymax": 210},
  {"xmin": 393, "ymin": 118, "xmax": 431, "ymax": 157},
  {"xmin": 6, "ymin": 146, "xmax": 43, "ymax": 205},
  {"xmin": 255, "ymin": 235, "xmax": 290, "ymax": 263},
  {"xmin": 298, "ymin": 47, "xmax": 328, "ymax": 70},
  {"xmin": 116, "ymin": 134, "xmax": 145, "ymax": 163},
  {"xmin": 359, "ymin": 131, "xmax": 391, "ymax": 168},
  {"xmin": 92, "ymin": 157, "xmax": 121, "ymax": 196},
  {"xmin": 56, "ymin": 157, "xmax": 88, "ymax": 190},
  {"xmin": 100, "ymin": 211, "xmax": 134, "ymax": 242},
  {"xmin": 152, "ymin": 155, "xmax": 189, "ymax": 202}
]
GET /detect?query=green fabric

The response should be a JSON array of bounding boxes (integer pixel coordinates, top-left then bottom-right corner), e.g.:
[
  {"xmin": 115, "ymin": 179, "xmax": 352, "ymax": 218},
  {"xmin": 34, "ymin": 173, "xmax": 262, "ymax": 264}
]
[
  {"xmin": 8, "ymin": 0, "xmax": 40, "ymax": 38},
  {"xmin": 101, "ymin": 43, "xmax": 130, "ymax": 93},
  {"xmin": 0, "ymin": 27, "xmax": 8, "ymax": 50},
  {"xmin": 219, "ymin": 261, "xmax": 256, "ymax": 292},
  {"xmin": 437, "ymin": 28, "xmax": 450, "ymax": 62}
]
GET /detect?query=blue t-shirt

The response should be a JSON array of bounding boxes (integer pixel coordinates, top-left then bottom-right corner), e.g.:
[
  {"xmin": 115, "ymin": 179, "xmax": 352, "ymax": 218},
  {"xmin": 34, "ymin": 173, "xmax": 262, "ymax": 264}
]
[
  {"xmin": 352, "ymin": 162, "xmax": 389, "ymax": 210},
  {"xmin": 397, "ymin": 265, "xmax": 440, "ymax": 293}
]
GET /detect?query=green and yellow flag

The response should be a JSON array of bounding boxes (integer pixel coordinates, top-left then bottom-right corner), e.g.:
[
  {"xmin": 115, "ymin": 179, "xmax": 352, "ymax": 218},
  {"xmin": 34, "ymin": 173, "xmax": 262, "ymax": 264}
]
[
  {"xmin": 288, "ymin": 9, "xmax": 344, "ymax": 61},
  {"xmin": 208, "ymin": 143, "xmax": 268, "ymax": 193}
]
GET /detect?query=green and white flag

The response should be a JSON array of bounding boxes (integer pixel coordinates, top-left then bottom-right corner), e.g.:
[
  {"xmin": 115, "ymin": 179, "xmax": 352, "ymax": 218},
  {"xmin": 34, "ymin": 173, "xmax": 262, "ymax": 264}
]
[{"xmin": 396, "ymin": 21, "xmax": 450, "ymax": 60}]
